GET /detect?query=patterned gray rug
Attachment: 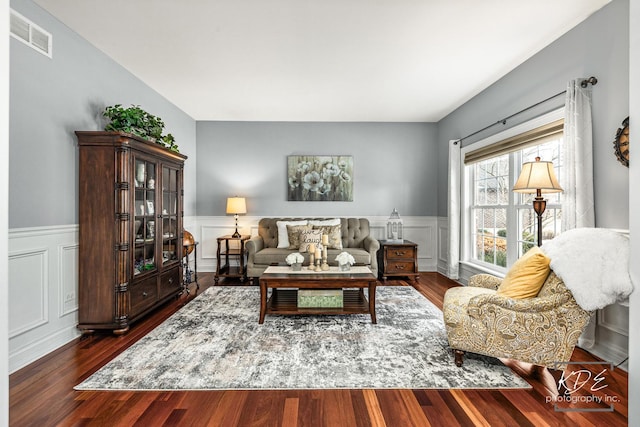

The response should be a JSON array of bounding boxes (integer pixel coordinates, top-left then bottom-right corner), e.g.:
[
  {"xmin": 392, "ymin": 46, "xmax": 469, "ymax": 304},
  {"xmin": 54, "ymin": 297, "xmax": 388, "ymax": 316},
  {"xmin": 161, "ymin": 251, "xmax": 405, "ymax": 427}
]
[{"xmin": 75, "ymin": 286, "xmax": 530, "ymax": 391}]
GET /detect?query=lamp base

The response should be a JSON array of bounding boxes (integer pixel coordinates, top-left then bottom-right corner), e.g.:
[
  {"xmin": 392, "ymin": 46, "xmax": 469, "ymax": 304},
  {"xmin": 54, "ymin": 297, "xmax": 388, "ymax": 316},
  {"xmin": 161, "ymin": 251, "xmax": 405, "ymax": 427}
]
[
  {"xmin": 533, "ymin": 194, "xmax": 546, "ymax": 247},
  {"xmin": 232, "ymin": 215, "xmax": 241, "ymax": 238}
]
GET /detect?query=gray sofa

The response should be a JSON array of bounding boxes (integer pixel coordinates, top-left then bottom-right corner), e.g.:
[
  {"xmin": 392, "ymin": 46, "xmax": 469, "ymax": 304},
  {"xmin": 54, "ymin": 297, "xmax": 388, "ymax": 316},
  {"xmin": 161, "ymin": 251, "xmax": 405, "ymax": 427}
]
[{"xmin": 245, "ymin": 218, "xmax": 380, "ymax": 279}]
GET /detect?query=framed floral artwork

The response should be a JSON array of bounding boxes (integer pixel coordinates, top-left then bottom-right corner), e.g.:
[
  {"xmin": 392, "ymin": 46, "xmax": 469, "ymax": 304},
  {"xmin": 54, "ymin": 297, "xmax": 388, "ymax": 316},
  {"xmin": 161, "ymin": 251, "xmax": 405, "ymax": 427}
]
[{"xmin": 287, "ymin": 155, "xmax": 353, "ymax": 201}]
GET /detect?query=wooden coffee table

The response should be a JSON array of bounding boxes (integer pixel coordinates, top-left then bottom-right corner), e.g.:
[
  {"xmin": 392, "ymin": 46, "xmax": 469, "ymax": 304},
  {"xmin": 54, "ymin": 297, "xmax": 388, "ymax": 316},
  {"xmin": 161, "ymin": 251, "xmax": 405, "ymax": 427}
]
[{"xmin": 258, "ymin": 266, "xmax": 378, "ymax": 324}]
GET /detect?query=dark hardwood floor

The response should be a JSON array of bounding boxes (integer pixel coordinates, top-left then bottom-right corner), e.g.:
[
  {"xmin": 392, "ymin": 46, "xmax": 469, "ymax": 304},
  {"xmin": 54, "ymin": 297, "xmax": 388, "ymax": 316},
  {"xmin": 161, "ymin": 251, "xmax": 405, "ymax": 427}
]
[{"xmin": 10, "ymin": 273, "xmax": 628, "ymax": 426}]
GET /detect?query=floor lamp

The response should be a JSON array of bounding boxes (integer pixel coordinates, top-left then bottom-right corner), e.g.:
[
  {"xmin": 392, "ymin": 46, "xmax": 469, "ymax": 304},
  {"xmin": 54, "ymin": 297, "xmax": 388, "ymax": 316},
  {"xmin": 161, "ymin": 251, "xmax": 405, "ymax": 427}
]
[
  {"xmin": 226, "ymin": 197, "xmax": 247, "ymax": 238},
  {"xmin": 513, "ymin": 157, "xmax": 563, "ymax": 246}
]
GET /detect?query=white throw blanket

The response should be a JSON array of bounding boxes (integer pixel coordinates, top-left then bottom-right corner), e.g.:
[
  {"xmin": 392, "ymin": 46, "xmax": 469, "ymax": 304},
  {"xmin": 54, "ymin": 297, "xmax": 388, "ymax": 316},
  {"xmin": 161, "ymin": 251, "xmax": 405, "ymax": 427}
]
[{"xmin": 540, "ymin": 228, "xmax": 634, "ymax": 311}]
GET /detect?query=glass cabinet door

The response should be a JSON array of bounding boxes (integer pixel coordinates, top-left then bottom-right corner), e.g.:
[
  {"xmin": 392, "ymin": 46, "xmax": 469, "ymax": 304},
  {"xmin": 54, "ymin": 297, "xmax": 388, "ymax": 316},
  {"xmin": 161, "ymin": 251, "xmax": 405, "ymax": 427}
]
[
  {"xmin": 161, "ymin": 165, "xmax": 180, "ymax": 266},
  {"xmin": 133, "ymin": 158, "xmax": 157, "ymax": 276}
]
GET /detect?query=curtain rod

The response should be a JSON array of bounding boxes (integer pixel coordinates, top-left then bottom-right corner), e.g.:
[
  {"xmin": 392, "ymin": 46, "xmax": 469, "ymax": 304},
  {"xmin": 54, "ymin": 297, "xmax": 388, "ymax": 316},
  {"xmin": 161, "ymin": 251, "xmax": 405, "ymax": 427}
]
[{"xmin": 454, "ymin": 76, "xmax": 598, "ymax": 145}]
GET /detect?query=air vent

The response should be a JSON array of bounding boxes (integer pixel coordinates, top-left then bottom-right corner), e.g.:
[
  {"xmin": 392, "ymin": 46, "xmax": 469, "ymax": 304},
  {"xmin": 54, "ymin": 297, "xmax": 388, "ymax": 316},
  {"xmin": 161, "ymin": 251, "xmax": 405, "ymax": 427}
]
[{"xmin": 10, "ymin": 9, "xmax": 52, "ymax": 58}]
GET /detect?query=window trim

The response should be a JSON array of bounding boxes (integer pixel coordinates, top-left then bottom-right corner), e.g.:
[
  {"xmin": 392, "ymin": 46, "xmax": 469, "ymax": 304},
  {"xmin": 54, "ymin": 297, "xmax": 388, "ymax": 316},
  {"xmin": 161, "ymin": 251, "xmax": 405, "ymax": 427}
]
[
  {"xmin": 464, "ymin": 119, "xmax": 564, "ymax": 164},
  {"xmin": 461, "ymin": 108, "xmax": 564, "ymax": 275}
]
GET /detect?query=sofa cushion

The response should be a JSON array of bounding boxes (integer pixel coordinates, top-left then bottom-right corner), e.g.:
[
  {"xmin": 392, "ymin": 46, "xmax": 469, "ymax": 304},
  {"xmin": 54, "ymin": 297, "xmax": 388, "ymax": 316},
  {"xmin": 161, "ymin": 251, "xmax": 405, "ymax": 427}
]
[
  {"xmin": 309, "ymin": 218, "xmax": 341, "ymax": 227},
  {"xmin": 254, "ymin": 248, "xmax": 299, "ymax": 265},
  {"xmin": 312, "ymin": 224, "xmax": 343, "ymax": 249},
  {"xmin": 299, "ymin": 229, "xmax": 323, "ymax": 252},
  {"xmin": 328, "ymin": 248, "xmax": 370, "ymax": 265},
  {"xmin": 497, "ymin": 247, "xmax": 551, "ymax": 299},
  {"xmin": 253, "ymin": 248, "xmax": 371, "ymax": 266},
  {"xmin": 341, "ymin": 218, "xmax": 370, "ymax": 249},
  {"xmin": 286, "ymin": 224, "xmax": 311, "ymax": 249},
  {"xmin": 276, "ymin": 220, "xmax": 308, "ymax": 248}
]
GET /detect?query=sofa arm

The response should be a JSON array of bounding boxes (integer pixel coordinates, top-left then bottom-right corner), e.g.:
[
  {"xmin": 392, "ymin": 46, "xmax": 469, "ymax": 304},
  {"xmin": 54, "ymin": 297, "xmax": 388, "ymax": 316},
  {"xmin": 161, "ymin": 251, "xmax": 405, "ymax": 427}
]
[
  {"xmin": 245, "ymin": 236, "xmax": 264, "ymax": 267},
  {"xmin": 363, "ymin": 236, "xmax": 380, "ymax": 274},
  {"xmin": 468, "ymin": 274, "xmax": 502, "ymax": 290},
  {"xmin": 468, "ymin": 291, "xmax": 572, "ymax": 316}
]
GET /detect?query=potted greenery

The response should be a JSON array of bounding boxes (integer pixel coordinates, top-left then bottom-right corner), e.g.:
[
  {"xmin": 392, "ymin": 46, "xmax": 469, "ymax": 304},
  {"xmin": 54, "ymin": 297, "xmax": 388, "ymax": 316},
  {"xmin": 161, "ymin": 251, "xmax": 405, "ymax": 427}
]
[{"xmin": 103, "ymin": 104, "xmax": 179, "ymax": 152}]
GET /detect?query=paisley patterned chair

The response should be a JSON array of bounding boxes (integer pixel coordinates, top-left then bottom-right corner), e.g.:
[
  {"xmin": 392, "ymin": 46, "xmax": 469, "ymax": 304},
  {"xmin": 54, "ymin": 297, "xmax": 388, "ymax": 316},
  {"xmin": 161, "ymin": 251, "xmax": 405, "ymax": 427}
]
[{"xmin": 442, "ymin": 272, "xmax": 592, "ymax": 368}]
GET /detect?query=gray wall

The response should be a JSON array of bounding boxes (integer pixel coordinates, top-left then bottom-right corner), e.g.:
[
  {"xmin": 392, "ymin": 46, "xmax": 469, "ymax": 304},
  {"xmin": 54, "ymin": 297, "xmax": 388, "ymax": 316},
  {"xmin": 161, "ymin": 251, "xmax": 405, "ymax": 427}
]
[
  {"xmin": 196, "ymin": 121, "xmax": 438, "ymax": 217},
  {"xmin": 437, "ymin": 0, "xmax": 630, "ymax": 230},
  {"xmin": 9, "ymin": 0, "xmax": 197, "ymax": 229}
]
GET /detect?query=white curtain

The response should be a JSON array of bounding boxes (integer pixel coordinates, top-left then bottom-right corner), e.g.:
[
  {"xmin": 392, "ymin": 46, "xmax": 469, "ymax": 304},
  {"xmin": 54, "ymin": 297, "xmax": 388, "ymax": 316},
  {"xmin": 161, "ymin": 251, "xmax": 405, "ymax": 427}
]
[
  {"xmin": 563, "ymin": 78, "xmax": 596, "ymax": 348},
  {"xmin": 562, "ymin": 79, "xmax": 595, "ymax": 231},
  {"xmin": 447, "ymin": 139, "xmax": 461, "ymax": 280}
]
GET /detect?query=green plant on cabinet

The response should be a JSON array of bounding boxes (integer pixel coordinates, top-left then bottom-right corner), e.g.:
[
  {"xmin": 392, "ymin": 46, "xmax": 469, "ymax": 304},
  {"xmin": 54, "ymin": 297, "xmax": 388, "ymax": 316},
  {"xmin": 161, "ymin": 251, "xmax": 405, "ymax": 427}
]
[{"xmin": 103, "ymin": 104, "xmax": 179, "ymax": 152}]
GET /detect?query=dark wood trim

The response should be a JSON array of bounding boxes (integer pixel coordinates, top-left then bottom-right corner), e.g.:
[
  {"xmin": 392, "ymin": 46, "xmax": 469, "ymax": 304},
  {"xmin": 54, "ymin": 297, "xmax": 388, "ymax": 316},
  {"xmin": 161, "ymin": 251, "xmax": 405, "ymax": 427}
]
[{"xmin": 75, "ymin": 131, "xmax": 188, "ymax": 162}]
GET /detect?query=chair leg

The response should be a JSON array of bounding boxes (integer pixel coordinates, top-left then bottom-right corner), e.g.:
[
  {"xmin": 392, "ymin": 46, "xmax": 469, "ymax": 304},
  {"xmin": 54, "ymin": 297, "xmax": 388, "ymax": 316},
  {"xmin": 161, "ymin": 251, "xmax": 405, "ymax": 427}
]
[{"xmin": 454, "ymin": 349, "xmax": 465, "ymax": 367}]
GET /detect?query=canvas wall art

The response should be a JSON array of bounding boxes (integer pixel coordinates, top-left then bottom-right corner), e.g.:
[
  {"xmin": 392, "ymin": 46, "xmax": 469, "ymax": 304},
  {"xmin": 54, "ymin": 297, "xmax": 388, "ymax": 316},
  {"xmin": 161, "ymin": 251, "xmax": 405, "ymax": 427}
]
[{"xmin": 287, "ymin": 155, "xmax": 353, "ymax": 201}]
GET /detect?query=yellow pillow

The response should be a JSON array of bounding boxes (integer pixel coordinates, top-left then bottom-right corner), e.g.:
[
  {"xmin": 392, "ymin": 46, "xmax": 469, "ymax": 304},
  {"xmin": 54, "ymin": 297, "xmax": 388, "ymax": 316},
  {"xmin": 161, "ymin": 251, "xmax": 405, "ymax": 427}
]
[{"xmin": 496, "ymin": 247, "xmax": 551, "ymax": 299}]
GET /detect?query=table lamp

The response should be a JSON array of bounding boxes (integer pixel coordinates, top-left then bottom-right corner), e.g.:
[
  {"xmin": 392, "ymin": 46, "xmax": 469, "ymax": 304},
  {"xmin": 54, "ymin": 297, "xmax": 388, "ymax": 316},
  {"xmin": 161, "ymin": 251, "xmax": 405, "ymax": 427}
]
[
  {"xmin": 512, "ymin": 157, "xmax": 563, "ymax": 246},
  {"xmin": 226, "ymin": 197, "xmax": 247, "ymax": 238}
]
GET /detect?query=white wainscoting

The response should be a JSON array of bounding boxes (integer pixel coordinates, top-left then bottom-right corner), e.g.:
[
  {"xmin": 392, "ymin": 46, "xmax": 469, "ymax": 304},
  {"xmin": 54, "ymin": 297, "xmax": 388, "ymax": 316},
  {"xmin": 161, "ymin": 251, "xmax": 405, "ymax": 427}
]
[
  {"xmin": 437, "ymin": 217, "xmax": 450, "ymax": 277},
  {"xmin": 8, "ymin": 225, "xmax": 80, "ymax": 373},
  {"xmin": 591, "ymin": 303, "xmax": 629, "ymax": 368},
  {"xmin": 191, "ymin": 216, "xmax": 440, "ymax": 273}
]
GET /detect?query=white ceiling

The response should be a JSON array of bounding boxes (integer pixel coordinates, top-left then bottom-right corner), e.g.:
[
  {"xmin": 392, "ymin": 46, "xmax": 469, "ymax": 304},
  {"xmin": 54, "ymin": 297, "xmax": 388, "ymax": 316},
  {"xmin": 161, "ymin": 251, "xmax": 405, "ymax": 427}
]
[{"xmin": 34, "ymin": 0, "xmax": 610, "ymax": 122}]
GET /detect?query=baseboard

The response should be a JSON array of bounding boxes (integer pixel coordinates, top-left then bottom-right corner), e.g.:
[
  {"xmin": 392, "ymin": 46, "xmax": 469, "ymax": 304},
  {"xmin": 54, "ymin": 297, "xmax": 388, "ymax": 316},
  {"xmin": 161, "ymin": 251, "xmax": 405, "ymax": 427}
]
[
  {"xmin": 9, "ymin": 325, "xmax": 80, "ymax": 373},
  {"xmin": 580, "ymin": 343, "xmax": 628, "ymax": 372}
]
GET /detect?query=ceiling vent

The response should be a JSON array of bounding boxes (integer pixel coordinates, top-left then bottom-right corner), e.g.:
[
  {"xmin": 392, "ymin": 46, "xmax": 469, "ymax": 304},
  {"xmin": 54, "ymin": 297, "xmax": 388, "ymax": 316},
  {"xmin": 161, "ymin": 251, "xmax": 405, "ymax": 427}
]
[{"xmin": 10, "ymin": 9, "xmax": 52, "ymax": 58}]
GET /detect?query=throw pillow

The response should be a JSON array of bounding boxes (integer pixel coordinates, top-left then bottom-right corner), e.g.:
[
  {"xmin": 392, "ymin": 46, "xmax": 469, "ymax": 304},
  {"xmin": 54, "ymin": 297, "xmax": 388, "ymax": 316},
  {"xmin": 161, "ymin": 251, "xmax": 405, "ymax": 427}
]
[
  {"xmin": 286, "ymin": 224, "xmax": 312, "ymax": 249},
  {"xmin": 497, "ymin": 246, "xmax": 551, "ymax": 299},
  {"xmin": 276, "ymin": 220, "xmax": 308, "ymax": 248},
  {"xmin": 299, "ymin": 229, "xmax": 323, "ymax": 253},
  {"xmin": 312, "ymin": 225, "xmax": 343, "ymax": 249},
  {"xmin": 308, "ymin": 218, "xmax": 341, "ymax": 227}
]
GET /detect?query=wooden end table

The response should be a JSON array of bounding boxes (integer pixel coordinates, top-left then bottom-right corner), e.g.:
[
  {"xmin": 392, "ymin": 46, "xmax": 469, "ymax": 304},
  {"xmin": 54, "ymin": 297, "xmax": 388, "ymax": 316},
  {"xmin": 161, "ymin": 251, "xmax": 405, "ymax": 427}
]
[
  {"xmin": 215, "ymin": 235, "xmax": 250, "ymax": 284},
  {"xmin": 378, "ymin": 240, "xmax": 420, "ymax": 282},
  {"xmin": 258, "ymin": 266, "xmax": 378, "ymax": 324}
]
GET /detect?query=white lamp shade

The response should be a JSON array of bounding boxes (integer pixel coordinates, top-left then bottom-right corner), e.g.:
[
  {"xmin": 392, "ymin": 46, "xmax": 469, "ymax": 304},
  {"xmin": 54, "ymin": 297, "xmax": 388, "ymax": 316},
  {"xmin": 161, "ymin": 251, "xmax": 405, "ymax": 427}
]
[
  {"xmin": 226, "ymin": 197, "xmax": 247, "ymax": 214},
  {"xmin": 513, "ymin": 158, "xmax": 563, "ymax": 194}
]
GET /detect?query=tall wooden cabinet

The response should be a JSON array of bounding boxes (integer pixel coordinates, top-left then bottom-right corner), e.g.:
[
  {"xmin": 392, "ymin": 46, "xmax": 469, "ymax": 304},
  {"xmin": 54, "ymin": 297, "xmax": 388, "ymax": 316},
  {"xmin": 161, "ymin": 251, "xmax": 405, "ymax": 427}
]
[{"xmin": 76, "ymin": 131, "xmax": 187, "ymax": 334}]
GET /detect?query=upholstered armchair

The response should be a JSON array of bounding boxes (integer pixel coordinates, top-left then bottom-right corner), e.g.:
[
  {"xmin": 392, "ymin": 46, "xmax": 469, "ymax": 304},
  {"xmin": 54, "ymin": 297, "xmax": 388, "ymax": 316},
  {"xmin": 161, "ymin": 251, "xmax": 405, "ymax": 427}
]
[{"xmin": 443, "ymin": 271, "xmax": 592, "ymax": 368}]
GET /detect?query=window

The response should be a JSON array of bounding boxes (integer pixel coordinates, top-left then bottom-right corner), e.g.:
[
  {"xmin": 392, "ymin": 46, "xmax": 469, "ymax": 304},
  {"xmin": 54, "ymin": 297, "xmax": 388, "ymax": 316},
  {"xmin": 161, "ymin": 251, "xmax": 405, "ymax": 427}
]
[
  {"xmin": 469, "ymin": 154, "xmax": 509, "ymax": 267},
  {"xmin": 462, "ymin": 111, "xmax": 563, "ymax": 272}
]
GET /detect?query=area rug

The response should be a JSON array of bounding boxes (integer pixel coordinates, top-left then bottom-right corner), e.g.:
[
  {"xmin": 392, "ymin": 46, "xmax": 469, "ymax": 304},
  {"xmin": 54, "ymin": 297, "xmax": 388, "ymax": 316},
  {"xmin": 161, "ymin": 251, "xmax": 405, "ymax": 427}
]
[{"xmin": 75, "ymin": 286, "xmax": 530, "ymax": 391}]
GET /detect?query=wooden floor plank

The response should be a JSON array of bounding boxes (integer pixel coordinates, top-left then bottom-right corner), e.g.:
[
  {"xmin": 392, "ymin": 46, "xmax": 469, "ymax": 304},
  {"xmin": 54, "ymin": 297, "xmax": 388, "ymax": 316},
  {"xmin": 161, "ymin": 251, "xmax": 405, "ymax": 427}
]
[
  {"xmin": 375, "ymin": 389, "xmax": 429, "ymax": 427},
  {"xmin": 207, "ymin": 391, "xmax": 250, "ymax": 427},
  {"xmin": 449, "ymin": 390, "xmax": 492, "ymax": 426},
  {"xmin": 362, "ymin": 389, "xmax": 386, "ymax": 427},
  {"xmin": 414, "ymin": 390, "xmax": 467, "ymax": 427},
  {"xmin": 281, "ymin": 397, "xmax": 299, "ymax": 427},
  {"xmin": 236, "ymin": 391, "xmax": 285, "ymax": 427},
  {"xmin": 8, "ymin": 272, "xmax": 629, "ymax": 426}
]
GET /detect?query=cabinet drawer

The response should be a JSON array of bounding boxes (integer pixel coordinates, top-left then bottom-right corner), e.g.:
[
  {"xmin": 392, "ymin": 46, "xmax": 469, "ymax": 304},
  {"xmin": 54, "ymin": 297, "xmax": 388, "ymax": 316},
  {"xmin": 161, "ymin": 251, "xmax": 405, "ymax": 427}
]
[
  {"xmin": 385, "ymin": 246, "xmax": 416, "ymax": 260},
  {"xmin": 130, "ymin": 276, "xmax": 158, "ymax": 315},
  {"xmin": 386, "ymin": 261, "xmax": 416, "ymax": 274},
  {"xmin": 159, "ymin": 268, "xmax": 181, "ymax": 298}
]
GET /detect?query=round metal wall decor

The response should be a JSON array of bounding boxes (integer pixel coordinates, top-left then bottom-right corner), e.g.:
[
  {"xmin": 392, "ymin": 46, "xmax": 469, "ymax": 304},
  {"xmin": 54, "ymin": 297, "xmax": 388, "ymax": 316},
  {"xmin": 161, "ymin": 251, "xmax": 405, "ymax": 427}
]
[{"xmin": 613, "ymin": 116, "xmax": 629, "ymax": 167}]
